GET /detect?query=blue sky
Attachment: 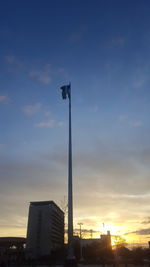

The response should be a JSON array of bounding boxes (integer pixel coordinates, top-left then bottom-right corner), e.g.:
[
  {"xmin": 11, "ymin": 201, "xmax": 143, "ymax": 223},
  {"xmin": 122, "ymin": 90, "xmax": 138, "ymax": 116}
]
[{"xmin": 0, "ymin": 0, "xmax": 150, "ymax": 245}]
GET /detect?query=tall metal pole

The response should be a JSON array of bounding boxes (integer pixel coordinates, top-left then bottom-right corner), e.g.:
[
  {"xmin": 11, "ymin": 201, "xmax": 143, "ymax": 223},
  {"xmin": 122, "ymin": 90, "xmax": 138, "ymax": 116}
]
[
  {"xmin": 60, "ymin": 84, "xmax": 75, "ymax": 263},
  {"xmin": 68, "ymin": 85, "xmax": 74, "ymax": 259}
]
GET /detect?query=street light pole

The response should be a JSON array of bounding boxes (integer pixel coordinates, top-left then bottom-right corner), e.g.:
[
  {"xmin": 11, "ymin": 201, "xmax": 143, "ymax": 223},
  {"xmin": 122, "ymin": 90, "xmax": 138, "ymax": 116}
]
[
  {"xmin": 68, "ymin": 83, "xmax": 73, "ymax": 249},
  {"xmin": 78, "ymin": 222, "xmax": 83, "ymax": 240},
  {"xmin": 78, "ymin": 223, "xmax": 83, "ymax": 261},
  {"xmin": 60, "ymin": 83, "xmax": 75, "ymax": 264}
]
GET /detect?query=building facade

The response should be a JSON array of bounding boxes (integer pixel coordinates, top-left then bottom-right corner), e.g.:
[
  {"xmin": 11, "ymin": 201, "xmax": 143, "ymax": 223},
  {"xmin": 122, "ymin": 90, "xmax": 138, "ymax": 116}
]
[{"xmin": 26, "ymin": 201, "xmax": 64, "ymax": 259}]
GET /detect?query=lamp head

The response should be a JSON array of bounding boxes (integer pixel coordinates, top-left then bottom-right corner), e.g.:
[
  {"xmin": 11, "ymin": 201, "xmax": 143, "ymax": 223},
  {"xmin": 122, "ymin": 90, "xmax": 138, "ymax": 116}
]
[{"xmin": 60, "ymin": 84, "xmax": 71, "ymax": 99}]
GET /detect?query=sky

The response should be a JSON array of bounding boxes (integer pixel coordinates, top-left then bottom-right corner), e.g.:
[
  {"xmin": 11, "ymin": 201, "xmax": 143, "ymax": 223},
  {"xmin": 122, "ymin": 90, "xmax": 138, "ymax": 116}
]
[{"xmin": 0, "ymin": 0, "xmax": 150, "ymax": 246}]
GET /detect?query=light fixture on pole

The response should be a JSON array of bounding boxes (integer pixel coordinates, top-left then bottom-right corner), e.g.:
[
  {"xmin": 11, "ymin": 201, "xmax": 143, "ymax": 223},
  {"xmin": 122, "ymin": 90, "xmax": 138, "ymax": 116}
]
[{"xmin": 60, "ymin": 83, "xmax": 76, "ymax": 265}]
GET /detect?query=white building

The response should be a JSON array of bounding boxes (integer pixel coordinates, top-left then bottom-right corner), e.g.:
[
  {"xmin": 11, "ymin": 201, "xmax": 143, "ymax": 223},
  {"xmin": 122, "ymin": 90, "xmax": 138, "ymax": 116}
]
[{"xmin": 26, "ymin": 201, "xmax": 64, "ymax": 259}]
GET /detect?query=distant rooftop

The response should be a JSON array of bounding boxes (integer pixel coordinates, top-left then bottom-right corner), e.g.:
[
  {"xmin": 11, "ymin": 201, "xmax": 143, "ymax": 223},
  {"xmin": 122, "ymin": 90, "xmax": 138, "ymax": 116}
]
[
  {"xmin": 30, "ymin": 200, "xmax": 53, "ymax": 206},
  {"xmin": 0, "ymin": 237, "xmax": 26, "ymax": 244},
  {"xmin": 30, "ymin": 200, "xmax": 64, "ymax": 214}
]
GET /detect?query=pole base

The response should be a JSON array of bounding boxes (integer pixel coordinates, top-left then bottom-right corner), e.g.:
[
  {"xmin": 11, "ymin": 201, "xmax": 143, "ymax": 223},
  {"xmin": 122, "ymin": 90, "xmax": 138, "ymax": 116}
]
[
  {"xmin": 64, "ymin": 258, "xmax": 77, "ymax": 267},
  {"xmin": 79, "ymin": 256, "xmax": 84, "ymax": 262}
]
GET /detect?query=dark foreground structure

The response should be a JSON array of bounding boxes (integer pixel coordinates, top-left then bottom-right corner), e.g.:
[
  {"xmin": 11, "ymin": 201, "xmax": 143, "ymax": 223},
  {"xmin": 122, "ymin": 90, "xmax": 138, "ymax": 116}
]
[
  {"xmin": 0, "ymin": 237, "xmax": 26, "ymax": 249},
  {"xmin": 0, "ymin": 235, "xmax": 150, "ymax": 266}
]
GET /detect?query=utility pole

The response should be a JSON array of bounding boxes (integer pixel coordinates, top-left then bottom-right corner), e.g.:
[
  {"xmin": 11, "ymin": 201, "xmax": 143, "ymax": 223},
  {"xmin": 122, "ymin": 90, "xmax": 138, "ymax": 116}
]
[
  {"xmin": 78, "ymin": 223, "xmax": 84, "ymax": 261},
  {"xmin": 78, "ymin": 222, "xmax": 83, "ymax": 239},
  {"xmin": 60, "ymin": 84, "xmax": 76, "ymax": 265},
  {"xmin": 103, "ymin": 222, "xmax": 105, "ymax": 234},
  {"xmin": 90, "ymin": 229, "xmax": 93, "ymax": 239}
]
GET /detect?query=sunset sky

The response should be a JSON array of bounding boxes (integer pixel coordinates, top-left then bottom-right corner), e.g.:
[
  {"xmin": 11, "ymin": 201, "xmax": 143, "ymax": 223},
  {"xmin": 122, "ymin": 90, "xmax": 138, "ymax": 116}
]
[{"xmin": 0, "ymin": 0, "xmax": 150, "ymax": 247}]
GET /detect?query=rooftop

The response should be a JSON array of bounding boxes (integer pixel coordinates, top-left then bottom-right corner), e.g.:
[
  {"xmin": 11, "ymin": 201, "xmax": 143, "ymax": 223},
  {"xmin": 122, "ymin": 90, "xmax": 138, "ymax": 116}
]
[{"xmin": 30, "ymin": 200, "xmax": 64, "ymax": 214}]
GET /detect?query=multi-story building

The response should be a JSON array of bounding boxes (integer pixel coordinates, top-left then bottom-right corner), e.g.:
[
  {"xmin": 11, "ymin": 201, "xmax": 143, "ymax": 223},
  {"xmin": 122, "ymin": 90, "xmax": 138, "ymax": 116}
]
[{"xmin": 26, "ymin": 201, "xmax": 64, "ymax": 259}]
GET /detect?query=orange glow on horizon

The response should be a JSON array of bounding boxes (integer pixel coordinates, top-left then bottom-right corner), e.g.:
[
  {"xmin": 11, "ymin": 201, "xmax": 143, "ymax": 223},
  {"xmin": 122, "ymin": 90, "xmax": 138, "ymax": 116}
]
[
  {"xmin": 73, "ymin": 218, "xmax": 149, "ymax": 248},
  {"xmin": 0, "ymin": 217, "xmax": 149, "ymax": 248}
]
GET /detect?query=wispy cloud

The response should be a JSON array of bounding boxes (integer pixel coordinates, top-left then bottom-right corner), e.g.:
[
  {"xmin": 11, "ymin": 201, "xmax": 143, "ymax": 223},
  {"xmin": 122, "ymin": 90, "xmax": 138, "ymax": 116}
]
[
  {"xmin": 5, "ymin": 55, "xmax": 15, "ymax": 64},
  {"xmin": 5, "ymin": 55, "xmax": 54, "ymax": 84},
  {"xmin": 131, "ymin": 121, "xmax": 143, "ymax": 128},
  {"xmin": 141, "ymin": 217, "xmax": 150, "ymax": 224},
  {"xmin": 0, "ymin": 95, "xmax": 9, "ymax": 103},
  {"xmin": 22, "ymin": 103, "xmax": 42, "ymax": 115},
  {"xmin": 107, "ymin": 37, "xmax": 126, "ymax": 48},
  {"xmin": 5, "ymin": 55, "xmax": 23, "ymax": 68},
  {"xmin": 35, "ymin": 119, "xmax": 54, "ymax": 128},
  {"xmin": 23, "ymin": 104, "xmax": 61, "ymax": 128},
  {"xmin": 117, "ymin": 114, "xmax": 127, "ymax": 122},
  {"xmin": 69, "ymin": 26, "xmax": 87, "ymax": 43},
  {"xmin": 29, "ymin": 64, "xmax": 52, "ymax": 84},
  {"xmin": 117, "ymin": 115, "xmax": 143, "ymax": 128},
  {"xmin": 44, "ymin": 111, "xmax": 51, "ymax": 117},
  {"xmin": 69, "ymin": 32, "xmax": 83, "ymax": 43},
  {"xmin": 127, "ymin": 228, "xmax": 150, "ymax": 235},
  {"xmin": 132, "ymin": 73, "xmax": 148, "ymax": 89},
  {"xmin": 0, "ymin": 144, "xmax": 5, "ymax": 149},
  {"xmin": 93, "ymin": 105, "xmax": 99, "ymax": 112},
  {"xmin": 57, "ymin": 121, "xmax": 65, "ymax": 127},
  {"xmin": 111, "ymin": 37, "xmax": 126, "ymax": 46}
]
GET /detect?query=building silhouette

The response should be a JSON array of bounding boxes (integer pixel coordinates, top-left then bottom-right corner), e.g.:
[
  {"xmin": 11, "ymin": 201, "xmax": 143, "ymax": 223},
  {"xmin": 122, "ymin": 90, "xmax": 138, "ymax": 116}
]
[
  {"xmin": 80, "ymin": 230, "xmax": 111, "ymax": 248},
  {"xmin": 100, "ymin": 230, "xmax": 111, "ymax": 248},
  {"xmin": 26, "ymin": 201, "xmax": 64, "ymax": 259}
]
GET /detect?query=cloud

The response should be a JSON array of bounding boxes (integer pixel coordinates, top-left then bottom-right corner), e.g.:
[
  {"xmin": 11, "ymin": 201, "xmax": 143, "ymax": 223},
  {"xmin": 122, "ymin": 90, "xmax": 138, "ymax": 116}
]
[
  {"xmin": 57, "ymin": 121, "xmax": 65, "ymax": 127},
  {"xmin": 0, "ymin": 95, "xmax": 8, "ymax": 103},
  {"xmin": 131, "ymin": 63, "xmax": 150, "ymax": 90},
  {"xmin": 44, "ymin": 143, "xmax": 150, "ymax": 198},
  {"xmin": 69, "ymin": 26, "xmax": 87, "ymax": 43},
  {"xmin": 44, "ymin": 111, "xmax": 51, "ymax": 117},
  {"xmin": 5, "ymin": 55, "xmax": 67, "ymax": 85},
  {"xmin": 22, "ymin": 103, "xmax": 42, "ymax": 115},
  {"xmin": 69, "ymin": 32, "xmax": 83, "ymax": 43},
  {"xmin": 0, "ymin": 130, "xmax": 150, "ymax": 240},
  {"xmin": 5, "ymin": 55, "xmax": 15, "ymax": 64},
  {"xmin": 0, "ymin": 144, "xmax": 5, "ymax": 149},
  {"xmin": 23, "ymin": 104, "xmax": 61, "ymax": 128},
  {"xmin": 93, "ymin": 105, "xmax": 99, "ymax": 112},
  {"xmin": 5, "ymin": 55, "xmax": 23, "ymax": 68},
  {"xmin": 5, "ymin": 55, "xmax": 52, "ymax": 84},
  {"xmin": 118, "ymin": 114, "xmax": 127, "ymax": 121},
  {"xmin": 141, "ymin": 217, "xmax": 150, "ymax": 224},
  {"xmin": 111, "ymin": 37, "xmax": 126, "ymax": 46},
  {"xmin": 29, "ymin": 64, "xmax": 52, "ymax": 84},
  {"xmin": 106, "ymin": 37, "xmax": 126, "ymax": 48},
  {"xmin": 35, "ymin": 119, "xmax": 54, "ymax": 128},
  {"xmin": 130, "ymin": 121, "xmax": 143, "ymax": 128},
  {"xmin": 0, "ymin": 155, "xmax": 67, "ymax": 236},
  {"xmin": 132, "ymin": 73, "xmax": 148, "ymax": 89},
  {"xmin": 117, "ymin": 115, "xmax": 143, "ymax": 128},
  {"xmin": 127, "ymin": 228, "xmax": 150, "ymax": 235},
  {"xmin": 0, "ymin": 142, "xmax": 150, "ymax": 239}
]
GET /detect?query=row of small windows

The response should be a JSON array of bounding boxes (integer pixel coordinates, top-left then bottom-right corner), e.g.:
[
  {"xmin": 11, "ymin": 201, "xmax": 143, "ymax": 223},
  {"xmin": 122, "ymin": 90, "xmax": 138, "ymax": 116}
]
[
  {"xmin": 51, "ymin": 230, "xmax": 64, "ymax": 239},
  {"xmin": 52, "ymin": 217, "xmax": 64, "ymax": 226},
  {"xmin": 52, "ymin": 211, "xmax": 64, "ymax": 221}
]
